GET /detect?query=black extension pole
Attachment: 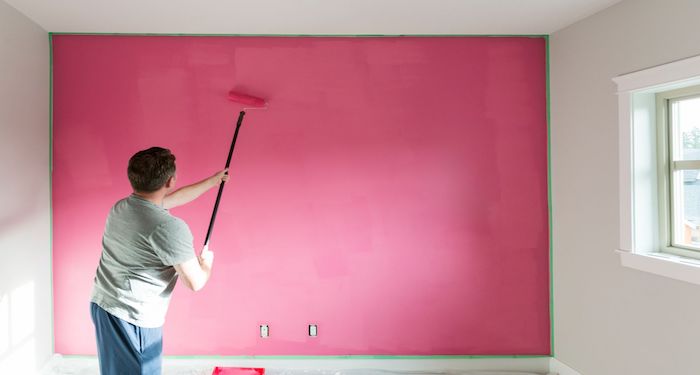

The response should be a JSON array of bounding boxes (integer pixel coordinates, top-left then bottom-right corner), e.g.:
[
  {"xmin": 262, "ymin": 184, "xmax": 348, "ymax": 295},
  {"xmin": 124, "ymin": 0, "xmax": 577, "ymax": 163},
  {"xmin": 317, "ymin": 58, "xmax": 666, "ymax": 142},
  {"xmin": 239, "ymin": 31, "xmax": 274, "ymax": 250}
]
[{"xmin": 204, "ymin": 110, "xmax": 245, "ymax": 247}]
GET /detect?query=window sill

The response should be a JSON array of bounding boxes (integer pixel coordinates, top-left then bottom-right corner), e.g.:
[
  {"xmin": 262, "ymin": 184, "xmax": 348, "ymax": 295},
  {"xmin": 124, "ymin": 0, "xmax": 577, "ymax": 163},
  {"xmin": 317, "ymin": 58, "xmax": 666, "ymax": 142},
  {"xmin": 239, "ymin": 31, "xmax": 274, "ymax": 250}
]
[{"xmin": 617, "ymin": 250, "xmax": 700, "ymax": 285}]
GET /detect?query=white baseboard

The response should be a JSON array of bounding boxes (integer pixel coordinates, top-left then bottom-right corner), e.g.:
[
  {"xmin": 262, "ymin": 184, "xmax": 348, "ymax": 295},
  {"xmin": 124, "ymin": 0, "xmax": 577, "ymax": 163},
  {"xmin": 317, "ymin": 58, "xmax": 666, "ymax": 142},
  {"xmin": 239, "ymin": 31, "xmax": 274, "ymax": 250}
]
[{"xmin": 549, "ymin": 358, "xmax": 582, "ymax": 375}]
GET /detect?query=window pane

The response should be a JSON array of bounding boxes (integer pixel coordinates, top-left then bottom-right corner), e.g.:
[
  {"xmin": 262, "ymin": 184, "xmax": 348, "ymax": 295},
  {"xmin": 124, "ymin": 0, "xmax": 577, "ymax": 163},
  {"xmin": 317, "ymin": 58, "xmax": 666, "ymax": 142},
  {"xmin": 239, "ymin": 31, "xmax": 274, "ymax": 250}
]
[
  {"xmin": 676, "ymin": 96, "xmax": 700, "ymax": 161},
  {"xmin": 673, "ymin": 169, "xmax": 700, "ymax": 249}
]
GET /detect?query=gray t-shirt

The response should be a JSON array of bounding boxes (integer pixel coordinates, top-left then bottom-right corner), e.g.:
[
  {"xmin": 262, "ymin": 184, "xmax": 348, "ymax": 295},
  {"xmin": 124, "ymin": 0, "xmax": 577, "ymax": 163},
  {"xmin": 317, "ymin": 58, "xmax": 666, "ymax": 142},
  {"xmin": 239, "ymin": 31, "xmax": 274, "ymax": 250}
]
[{"xmin": 90, "ymin": 194, "xmax": 195, "ymax": 328}]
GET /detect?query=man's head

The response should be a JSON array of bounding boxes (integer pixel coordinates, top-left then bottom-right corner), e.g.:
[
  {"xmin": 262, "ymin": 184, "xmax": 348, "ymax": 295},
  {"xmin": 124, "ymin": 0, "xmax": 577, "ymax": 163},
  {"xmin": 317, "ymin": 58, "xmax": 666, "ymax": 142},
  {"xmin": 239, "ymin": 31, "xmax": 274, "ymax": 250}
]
[{"xmin": 127, "ymin": 147, "xmax": 176, "ymax": 193}]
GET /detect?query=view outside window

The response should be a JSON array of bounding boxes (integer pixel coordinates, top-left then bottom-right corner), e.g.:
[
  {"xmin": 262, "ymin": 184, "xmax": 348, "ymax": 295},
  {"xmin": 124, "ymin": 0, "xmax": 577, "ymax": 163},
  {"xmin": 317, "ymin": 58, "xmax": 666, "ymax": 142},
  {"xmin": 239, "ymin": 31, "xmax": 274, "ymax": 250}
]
[{"xmin": 672, "ymin": 96, "xmax": 700, "ymax": 249}]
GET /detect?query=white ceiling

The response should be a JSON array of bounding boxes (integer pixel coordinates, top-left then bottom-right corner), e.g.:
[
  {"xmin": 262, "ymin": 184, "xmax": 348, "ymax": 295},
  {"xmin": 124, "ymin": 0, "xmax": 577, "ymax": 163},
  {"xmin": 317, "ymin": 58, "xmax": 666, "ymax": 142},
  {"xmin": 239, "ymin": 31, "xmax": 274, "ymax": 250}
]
[{"xmin": 3, "ymin": 0, "xmax": 623, "ymax": 35}]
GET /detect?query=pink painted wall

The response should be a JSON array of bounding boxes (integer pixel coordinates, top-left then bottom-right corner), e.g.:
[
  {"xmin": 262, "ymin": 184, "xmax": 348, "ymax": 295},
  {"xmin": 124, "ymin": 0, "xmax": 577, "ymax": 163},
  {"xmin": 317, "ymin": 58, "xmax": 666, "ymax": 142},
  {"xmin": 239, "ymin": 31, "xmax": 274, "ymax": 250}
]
[{"xmin": 52, "ymin": 35, "xmax": 549, "ymax": 355}]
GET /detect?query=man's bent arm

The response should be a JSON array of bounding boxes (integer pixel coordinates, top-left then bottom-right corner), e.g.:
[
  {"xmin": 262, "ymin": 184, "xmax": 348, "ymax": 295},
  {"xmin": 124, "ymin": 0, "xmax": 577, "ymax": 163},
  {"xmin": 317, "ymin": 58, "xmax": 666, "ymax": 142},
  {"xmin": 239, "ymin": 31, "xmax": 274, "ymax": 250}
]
[
  {"xmin": 163, "ymin": 170, "xmax": 228, "ymax": 209},
  {"xmin": 174, "ymin": 247, "xmax": 214, "ymax": 292}
]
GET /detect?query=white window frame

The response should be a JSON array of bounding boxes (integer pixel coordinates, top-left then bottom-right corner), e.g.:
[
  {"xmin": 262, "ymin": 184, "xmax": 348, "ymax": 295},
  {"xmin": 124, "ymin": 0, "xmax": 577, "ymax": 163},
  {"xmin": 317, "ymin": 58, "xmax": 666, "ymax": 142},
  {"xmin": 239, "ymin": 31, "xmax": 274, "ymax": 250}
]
[
  {"xmin": 657, "ymin": 86, "xmax": 700, "ymax": 259},
  {"xmin": 614, "ymin": 54, "xmax": 700, "ymax": 285}
]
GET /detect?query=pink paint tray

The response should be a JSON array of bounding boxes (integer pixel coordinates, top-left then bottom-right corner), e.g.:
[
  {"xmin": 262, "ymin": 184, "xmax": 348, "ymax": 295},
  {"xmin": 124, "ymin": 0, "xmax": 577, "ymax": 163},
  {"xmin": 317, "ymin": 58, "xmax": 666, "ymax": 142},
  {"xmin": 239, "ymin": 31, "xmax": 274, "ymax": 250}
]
[{"xmin": 212, "ymin": 367, "xmax": 265, "ymax": 375}]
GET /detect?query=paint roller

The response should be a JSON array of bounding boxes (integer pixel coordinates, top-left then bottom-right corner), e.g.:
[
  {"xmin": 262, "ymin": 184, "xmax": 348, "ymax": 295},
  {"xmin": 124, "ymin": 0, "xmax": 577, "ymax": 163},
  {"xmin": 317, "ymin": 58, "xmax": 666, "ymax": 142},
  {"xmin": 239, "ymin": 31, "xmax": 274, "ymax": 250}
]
[{"xmin": 203, "ymin": 90, "xmax": 267, "ymax": 249}]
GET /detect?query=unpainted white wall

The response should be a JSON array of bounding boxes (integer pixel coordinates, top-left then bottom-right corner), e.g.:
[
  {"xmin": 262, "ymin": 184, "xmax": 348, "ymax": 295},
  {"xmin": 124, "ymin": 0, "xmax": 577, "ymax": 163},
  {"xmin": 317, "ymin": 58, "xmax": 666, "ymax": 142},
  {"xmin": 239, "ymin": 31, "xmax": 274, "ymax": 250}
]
[
  {"xmin": 0, "ymin": 0, "xmax": 51, "ymax": 373},
  {"xmin": 551, "ymin": 0, "xmax": 700, "ymax": 374}
]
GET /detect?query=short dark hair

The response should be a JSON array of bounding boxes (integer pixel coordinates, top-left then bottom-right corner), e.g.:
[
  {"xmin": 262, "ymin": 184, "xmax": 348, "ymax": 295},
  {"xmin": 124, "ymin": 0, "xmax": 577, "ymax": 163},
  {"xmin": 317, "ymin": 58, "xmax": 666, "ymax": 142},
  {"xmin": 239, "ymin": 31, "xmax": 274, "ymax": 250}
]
[{"xmin": 127, "ymin": 147, "xmax": 176, "ymax": 192}]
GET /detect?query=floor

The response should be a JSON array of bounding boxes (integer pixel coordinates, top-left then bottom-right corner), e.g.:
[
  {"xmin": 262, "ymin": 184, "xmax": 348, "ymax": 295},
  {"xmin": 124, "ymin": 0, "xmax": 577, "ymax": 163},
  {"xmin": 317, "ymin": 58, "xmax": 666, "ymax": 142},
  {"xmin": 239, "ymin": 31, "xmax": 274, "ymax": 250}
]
[{"xmin": 41, "ymin": 356, "xmax": 552, "ymax": 375}]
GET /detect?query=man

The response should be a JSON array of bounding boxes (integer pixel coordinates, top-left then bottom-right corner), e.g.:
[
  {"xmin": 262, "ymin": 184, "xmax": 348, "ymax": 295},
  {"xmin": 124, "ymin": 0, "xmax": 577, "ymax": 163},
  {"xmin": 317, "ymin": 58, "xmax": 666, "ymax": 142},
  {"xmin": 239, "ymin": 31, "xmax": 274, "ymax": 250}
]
[{"xmin": 90, "ymin": 146, "xmax": 228, "ymax": 375}]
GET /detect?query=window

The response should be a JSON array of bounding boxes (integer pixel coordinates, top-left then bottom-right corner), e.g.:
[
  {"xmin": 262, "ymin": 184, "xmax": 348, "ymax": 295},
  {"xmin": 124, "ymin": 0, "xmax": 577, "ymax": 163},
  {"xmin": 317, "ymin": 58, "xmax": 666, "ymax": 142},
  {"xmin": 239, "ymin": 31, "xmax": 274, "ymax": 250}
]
[
  {"xmin": 613, "ymin": 54, "xmax": 700, "ymax": 285},
  {"xmin": 658, "ymin": 86, "xmax": 700, "ymax": 259}
]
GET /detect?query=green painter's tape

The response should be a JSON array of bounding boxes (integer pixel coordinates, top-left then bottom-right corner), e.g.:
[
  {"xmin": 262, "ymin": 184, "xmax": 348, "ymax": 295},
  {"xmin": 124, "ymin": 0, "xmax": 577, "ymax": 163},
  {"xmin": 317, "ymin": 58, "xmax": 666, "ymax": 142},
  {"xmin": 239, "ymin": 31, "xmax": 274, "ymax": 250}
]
[
  {"xmin": 49, "ymin": 31, "xmax": 55, "ymax": 355},
  {"xmin": 48, "ymin": 33, "xmax": 552, "ymax": 359},
  {"xmin": 48, "ymin": 32, "xmax": 547, "ymax": 38},
  {"xmin": 61, "ymin": 354, "xmax": 550, "ymax": 360},
  {"xmin": 544, "ymin": 35, "xmax": 554, "ymax": 357}
]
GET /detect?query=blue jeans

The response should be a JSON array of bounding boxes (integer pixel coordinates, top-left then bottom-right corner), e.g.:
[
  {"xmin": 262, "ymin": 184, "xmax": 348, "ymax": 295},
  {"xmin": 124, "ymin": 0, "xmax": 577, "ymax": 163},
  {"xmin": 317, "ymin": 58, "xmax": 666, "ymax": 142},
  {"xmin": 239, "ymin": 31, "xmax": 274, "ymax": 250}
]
[{"xmin": 90, "ymin": 302, "xmax": 163, "ymax": 375}]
